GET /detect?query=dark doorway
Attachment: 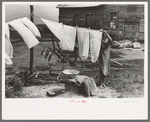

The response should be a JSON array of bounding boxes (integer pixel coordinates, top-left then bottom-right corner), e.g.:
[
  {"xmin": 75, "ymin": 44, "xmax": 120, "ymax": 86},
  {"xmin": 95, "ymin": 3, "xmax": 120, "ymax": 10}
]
[
  {"xmin": 85, "ymin": 14, "xmax": 94, "ymax": 28},
  {"xmin": 73, "ymin": 14, "xmax": 79, "ymax": 26}
]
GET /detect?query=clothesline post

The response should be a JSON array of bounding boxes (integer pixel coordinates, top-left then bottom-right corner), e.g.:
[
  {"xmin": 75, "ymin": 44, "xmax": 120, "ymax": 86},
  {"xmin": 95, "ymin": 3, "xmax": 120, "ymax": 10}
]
[{"xmin": 29, "ymin": 5, "xmax": 34, "ymax": 75}]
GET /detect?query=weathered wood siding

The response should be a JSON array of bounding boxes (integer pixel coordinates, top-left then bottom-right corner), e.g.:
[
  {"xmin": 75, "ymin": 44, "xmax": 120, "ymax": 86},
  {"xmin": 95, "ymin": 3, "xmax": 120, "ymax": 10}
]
[
  {"xmin": 59, "ymin": 6, "xmax": 104, "ymax": 29},
  {"xmin": 102, "ymin": 5, "xmax": 144, "ymax": 40},
  {"xmin": 58, "ymin": 5, "xmax": 144, "ymax": 40}
]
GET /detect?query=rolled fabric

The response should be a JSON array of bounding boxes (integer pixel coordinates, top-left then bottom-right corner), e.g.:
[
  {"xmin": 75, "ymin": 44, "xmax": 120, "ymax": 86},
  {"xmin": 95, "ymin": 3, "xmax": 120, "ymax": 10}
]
[
  {"xmin": 77, "ymin": 27, "xmax": 90, "ymax": 60},
  {"xmin": 90, "ymin": 30, "xmax": 103, "ymax": 63},
  {"xmin": 5, "ymin": 52, "xmax": 12, "ymax": 65},
  {"xmin": 8, "ymin": 20, "xmax": 39, "ymax": 49},
  {"xmin": 18, "ymin": 17, "xmax": 41, "ymax": 37}
]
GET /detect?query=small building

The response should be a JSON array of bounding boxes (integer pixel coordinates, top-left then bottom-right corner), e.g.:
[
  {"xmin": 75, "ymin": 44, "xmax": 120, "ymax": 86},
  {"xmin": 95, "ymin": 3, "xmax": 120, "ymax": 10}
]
[{"xmin": 56, "ymin": 4, "xmax": 144, "ymax": 41}]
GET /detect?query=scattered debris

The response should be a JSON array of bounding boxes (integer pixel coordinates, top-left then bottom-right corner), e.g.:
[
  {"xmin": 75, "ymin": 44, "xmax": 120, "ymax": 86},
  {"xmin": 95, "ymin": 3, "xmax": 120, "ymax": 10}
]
[
  {"xmin": 117, "ymin": 93, "xmax": 123, "ymax": 98},
  {"xmin": 46, "ymin": 91, "xmax": 56, "ymax": 96},
  {"xmin": 133, "ymin": 42, "xmax": 141, "ymax": 49},
  {"xmin": 35, "ymin": 72, "xmax": 39, "ymax": 78},
  {"xmin": 98, "ymin": 95, "xmax": 106, "ymax": 98},
  {"xmin": 110, "ymin": 59, "xmax": 125, "ymax": 67},
  {"xmin": 46, "ymin": 88, "xmax": 65, "ymax": 97}
]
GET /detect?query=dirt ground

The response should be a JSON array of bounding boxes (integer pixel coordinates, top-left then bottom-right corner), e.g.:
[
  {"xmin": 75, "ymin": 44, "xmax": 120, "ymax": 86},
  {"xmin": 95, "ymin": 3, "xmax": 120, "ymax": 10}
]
[{"xmin": 5, "ymin": 41, "xmax": 144, "ymax": 98}]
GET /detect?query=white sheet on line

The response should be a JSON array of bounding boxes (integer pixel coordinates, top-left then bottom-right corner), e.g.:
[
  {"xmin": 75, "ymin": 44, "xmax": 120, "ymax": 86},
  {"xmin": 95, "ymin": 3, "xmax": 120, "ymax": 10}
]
[
  {"xmin": 90, "ymin": 30, "xmax": 103, "ymax": 63},
  {"xmin": 18, "ymin": 17, "xmax": 41, "ymax": 37},
  {"xmin": 5, "ymin": 23, "xmax": 13, "ymax": 58},
  {"xmin": 8, "ymin": 20, "xmax": 39, "ymax": 49},
  {"xmin": 41, "ymin": 18, "xmax": 76, "ymax": 51},
  {"xmin": 61, "ymin": 24, "xmax": 76, "ymax": 51},
  {"xmin": 5, "ymin": 52, "xmax": 12, "ymax": 65},
  {"xmin": 77, "ymin": 27, "xmax": 90, "ymax": 60},
  {"xmin": 41, "ymin": 18, "xmax": 63, "ymax": 41}
]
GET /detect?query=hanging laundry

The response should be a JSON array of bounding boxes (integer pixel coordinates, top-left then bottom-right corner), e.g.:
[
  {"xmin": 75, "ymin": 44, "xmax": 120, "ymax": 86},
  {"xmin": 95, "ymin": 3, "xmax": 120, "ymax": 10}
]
[
  {"xmin": 18, "ymin": 17, "xmax": 41, "ymax": 37},
  {"xmin": 41, "ymin": 18, "xmax": 63, "ymax": 41},
  {"xmin": 5, "ymin": 52, "xmax": 12, "ymax": 65},
  {"xmin": 8, "ymin": 20, "xmax": 39, "ymax": 49},
  {"xmin": 5, "ymin": 23, "xmax": 10, "ymax": 39},
  {"xmin": 5, "ymin": 36, "xmax": 13, "ymax": 58},
  {"xmin": 61, "ymin": 24, "xmax": 76, "ymax": 51},
  {"xmin": 77, "ymin": 27, "xmax": 90, "ymax": 60},
  {"xmin": 41, "ymin": 18, "xmax": 76, "ymax": 51},
  {"xmin": 5, "ymin": 23, "xmax": 13, "ymax": 58},
  {"xmin": 90, "ymin": 30, "xmax": 103, "ymax": 63}
]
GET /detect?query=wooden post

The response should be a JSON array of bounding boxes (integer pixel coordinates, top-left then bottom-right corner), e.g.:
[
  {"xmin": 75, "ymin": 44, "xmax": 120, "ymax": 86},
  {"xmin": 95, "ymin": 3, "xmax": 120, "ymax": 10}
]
[{"xmin": 29, "ymin": 5, "xmax": 34, "ymax": 75}]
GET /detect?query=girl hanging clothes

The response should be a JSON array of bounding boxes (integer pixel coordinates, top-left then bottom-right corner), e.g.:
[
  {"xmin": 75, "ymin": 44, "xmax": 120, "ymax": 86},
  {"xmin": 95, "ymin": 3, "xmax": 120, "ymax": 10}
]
[{"xmin": 98, "ymin": 30, "xmax": 112, "ymax": 88}]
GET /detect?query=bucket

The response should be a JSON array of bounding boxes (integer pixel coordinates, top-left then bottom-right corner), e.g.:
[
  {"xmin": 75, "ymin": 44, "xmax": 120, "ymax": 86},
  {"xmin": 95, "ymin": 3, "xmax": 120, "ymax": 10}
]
[
  {"xmin": 57, "ymin": 69, "xmax": 80, "ymax": 81},
  {"xmin": 62, "ymin": 69, "xmax": 79, "ymax": 79}
]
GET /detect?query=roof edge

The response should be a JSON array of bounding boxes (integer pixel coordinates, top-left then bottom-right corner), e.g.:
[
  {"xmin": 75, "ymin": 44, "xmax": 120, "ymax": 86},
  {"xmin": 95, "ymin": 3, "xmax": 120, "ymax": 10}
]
[{"xmin": 56, "ymin": 4, "xmax": 102, "ymax": 8}]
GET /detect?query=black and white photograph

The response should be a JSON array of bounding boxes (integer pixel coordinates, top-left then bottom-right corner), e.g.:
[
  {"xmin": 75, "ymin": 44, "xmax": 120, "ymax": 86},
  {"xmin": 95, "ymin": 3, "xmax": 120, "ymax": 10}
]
[{"xmin": 2, "ymin": 1, "xmax": 148, "ymax": 120}]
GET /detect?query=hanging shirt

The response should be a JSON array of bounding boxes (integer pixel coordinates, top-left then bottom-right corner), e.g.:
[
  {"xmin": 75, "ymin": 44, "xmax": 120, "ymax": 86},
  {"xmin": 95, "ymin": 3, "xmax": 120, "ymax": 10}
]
[
  {"xmin": 61, "ymin": 24, "xmax": 76, "ymax": 51},
  {"xmin": 5, "ymin": 23, "xmax": 13, "ymax": 58},
  {"xmin": 41, "ymin": 18, "xmax": 63, "ymax": 41},
  {"xmin": 90, "ymin": 30, "xmax": 103, "ymax": 63},
  {"xmin": 77, "ymin": 27, "xmax": 90, "ymax": 60},
  {"xmin": 18, "ymin": 17, "xmax": 41, "ymax": 38},
  {"xmin": 5, "ymin": 52, "xmax": 12, "ymax": 65},
  {"xmin": 8, "ymin": 20, "xmax": 39, "ymax": 49}
]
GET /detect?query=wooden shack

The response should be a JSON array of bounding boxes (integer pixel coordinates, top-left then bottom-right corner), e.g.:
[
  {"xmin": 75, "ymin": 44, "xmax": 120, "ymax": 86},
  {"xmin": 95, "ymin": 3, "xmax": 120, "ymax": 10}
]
[{"xmin": 56, "ymin": 4, "xmax": 144, "ymax": 41}]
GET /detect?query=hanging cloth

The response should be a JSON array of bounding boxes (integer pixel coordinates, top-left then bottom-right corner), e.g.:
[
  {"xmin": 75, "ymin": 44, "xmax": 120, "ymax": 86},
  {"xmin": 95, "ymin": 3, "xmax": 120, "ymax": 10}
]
[
  {"xmin": 61, "ymin": 24, "xmax": 76, "ymax": 51},
  {"xmin": 18, "ymin": 17, "xmax": 41, "ymax": 37},
  {"xmin": 77, "ymin": 27, "xmax": 90, "ymax": 60},
  {"xmin": 5, "ymin": 22, "xmax": 10, "ymax": 39},
  {"xmin": 5, "ymin": 52, "xmax": 12, "ymax": 65},
  {"xmin": 41, "ymin": 18, "xmax": 76, "ymax": 51},
  {"xmin": 41, "ymin": 18, "xmax": 63, "ymax": 41},
  {"xmin": 90, "ymin": 30, "xmax": 103, "ymax": 63},
  {"xmin": 5, "ymin": 23, "xmax": 13, "ymax": 58},
  {"xmin": 8, "ymin": 20, "xmax": 39, "ymax": 49},
  {"xmin": 5, "ymin": 36, "xmax": 13, "ymax": 58}
]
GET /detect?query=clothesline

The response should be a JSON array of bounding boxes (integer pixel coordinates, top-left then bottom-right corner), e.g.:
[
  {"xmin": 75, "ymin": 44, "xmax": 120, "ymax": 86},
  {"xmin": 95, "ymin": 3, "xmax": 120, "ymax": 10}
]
[
  {"xmin": 5, "ymin": 14, "xmax": 112, "ymax": 42},
  {"xmin": 31, "ymin": 14, "xmax": 113, "ymax": 42},
  {"xmin": 5, "ymin": 16, "xmax": 112, "ymax": 64}
]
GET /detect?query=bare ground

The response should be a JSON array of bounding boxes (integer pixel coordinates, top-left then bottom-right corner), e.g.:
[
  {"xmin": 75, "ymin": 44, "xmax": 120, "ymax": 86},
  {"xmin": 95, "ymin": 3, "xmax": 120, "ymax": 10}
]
[{"xmin": 5, "ymin": 41, "xmax": 144, "ymax": 98}]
